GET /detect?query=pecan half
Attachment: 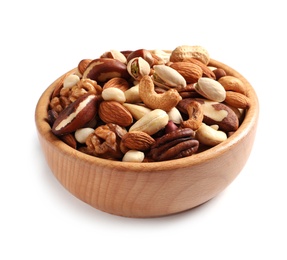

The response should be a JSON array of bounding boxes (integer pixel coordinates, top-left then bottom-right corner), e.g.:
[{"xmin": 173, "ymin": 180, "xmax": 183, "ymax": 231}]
[{"xmin": 148, "ymin": 128, "xmax": 199, "ymax": 161}]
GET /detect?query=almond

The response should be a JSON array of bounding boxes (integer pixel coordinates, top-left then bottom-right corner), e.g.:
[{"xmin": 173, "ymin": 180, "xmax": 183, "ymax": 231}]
[
  {"xmin": 103, "ymin": 77, "xmax": 130, "ymax": 92},
  {"xmin": 169, "ymin": 62, "xmax": 203, "ymax": 84},
  {"xmin": 98, "ymin": 101, "xmax": 133, "ymax": 127},
  {"xmin": 224, "ymin": 91, "xmax": 251, "ymax": 109},
  {"xmin": 78, "ymin": 59, "xmax": 92, "ymax": 75},
  {"xmin": 218, "ymin": 76, "xmax": 247, "ymax": 95},
  {"xmin": 185, "ymin": 58, "xmax": 216, "ymax": 79},
  {"xmin": 121, "ymin": 131, "xmax": 155, "ymax": 151},
  {"xmin": 60, "ymin": 133, "xmax": 77, "ymax": 149}
]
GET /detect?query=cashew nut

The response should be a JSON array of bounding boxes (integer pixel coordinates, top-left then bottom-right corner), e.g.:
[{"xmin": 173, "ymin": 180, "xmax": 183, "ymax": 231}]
[
  {"xmin": 181, "ymin": 100, "xmax": 203, "ymax": 130},
  {"xmin": 138, "ymin": 75, "xmax": 182, "ymax": 112},
  {"xmin": 196, "ymin": 123, "xmax": 227, "ymax": 146}
]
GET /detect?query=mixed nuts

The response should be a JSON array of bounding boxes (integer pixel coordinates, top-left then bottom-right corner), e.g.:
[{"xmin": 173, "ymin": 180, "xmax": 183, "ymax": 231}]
[{"xmin": 47, "ymin": 45, "xmax": 250, "ymax": 162}]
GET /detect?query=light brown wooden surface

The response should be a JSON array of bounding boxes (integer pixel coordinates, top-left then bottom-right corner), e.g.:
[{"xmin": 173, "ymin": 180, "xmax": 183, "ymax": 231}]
[{"xmin": 35, "ymin": 59, "xmax": 259, "ymax": 218}]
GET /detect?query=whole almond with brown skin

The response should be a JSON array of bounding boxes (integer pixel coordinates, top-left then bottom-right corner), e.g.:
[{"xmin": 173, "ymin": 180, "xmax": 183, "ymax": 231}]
[
  {"xmin": 121, "ymin": 131, "xmax": 155, "ymax": 151},
  {"xmin": 224, "ymin": 91, "xmax": 251, "ymax": 109},
  {"xmin": 169, "ymin": 62, "xmax": 203, "ymax": 84},
  {"xmin": 60, "ymin": 133, "xmax": 77, "ymax": 149},
  {"xmin": 185, "ymin": 58, "xmax": 216, "ymax": 79},
  {"xmin": 78, "ymin": 59, "xmax": 92, "ymax": 75},
  {"xmin": 218, "ymin": 76, "xmax": 247, "ymax": 95},
  {"xmin": 98, "ymin": 100, "xmax": 133, "ymax": 127},
  {"xmin": 103, "ymin": 77, "xmax": 130, "ymax": 92},
  {"xmin": 52, "ymin": 93, "xmax": 99, "ymax": 136},
  {"xmin": 51, "ymin": 75, "xmax": 67, "ymax": 99},
  {"xmin": 212, "ymin": 68, "xmax": 227, "ymax": 80}
]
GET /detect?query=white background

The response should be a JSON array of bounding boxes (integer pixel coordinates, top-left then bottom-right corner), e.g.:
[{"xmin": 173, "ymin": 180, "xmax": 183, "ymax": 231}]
[{"xmin": 1, "ymin": 1, "xmax": 286, "ymax": 259}]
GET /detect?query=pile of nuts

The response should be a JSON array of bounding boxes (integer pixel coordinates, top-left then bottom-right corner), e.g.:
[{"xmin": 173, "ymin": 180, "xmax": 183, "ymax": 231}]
[{"xmin": 47, "ymin": 45, "xmax": 250, "ymax": 162}]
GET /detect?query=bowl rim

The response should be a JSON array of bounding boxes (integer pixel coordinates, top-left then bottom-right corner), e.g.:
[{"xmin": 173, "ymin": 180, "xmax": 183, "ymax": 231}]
[{"xmin": 35, "ymin": 59, "xmax": 259, "ymax": 172}]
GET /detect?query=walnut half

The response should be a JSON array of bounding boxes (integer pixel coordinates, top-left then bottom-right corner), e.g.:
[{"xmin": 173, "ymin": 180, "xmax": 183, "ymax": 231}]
[{"xmin": 85, "ymin": 123, "xmax": 127, "ymax": 160}]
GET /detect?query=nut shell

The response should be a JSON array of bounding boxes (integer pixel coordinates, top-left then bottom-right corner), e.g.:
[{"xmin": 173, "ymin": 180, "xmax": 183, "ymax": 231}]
[
  {"xmin": 195, "ymin": 77, "xmax": 226, "ymax": 102},
  {"xmin": 127, "ymin": 57, "xmax": 151, "ymax": 80},
  {"xmin": 170, "ymin": 45, "xmax": 210, "ymax": 65},
  {"xmin": 152, "ymin": 65, "xmax": 187, "ymax": 90},
  {"xmin": 129, "ymin": 109, "xmax": 169, "ymax": 135},
  {"xmin": 126, "ymin": 49, "xmax": 154, "ymax": 66}
]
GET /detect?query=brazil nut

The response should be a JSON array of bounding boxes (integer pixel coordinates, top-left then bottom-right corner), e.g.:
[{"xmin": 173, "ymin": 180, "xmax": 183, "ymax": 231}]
[{"xmin": 52, "ymin": 93, "xmax": 99, "ymax": 136}]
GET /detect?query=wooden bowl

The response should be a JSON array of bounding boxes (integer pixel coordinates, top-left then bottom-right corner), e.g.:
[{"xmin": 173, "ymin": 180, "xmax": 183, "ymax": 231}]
[{"xmin": 35, "ymin": 59, "xmax": 259, "ymax": 218}]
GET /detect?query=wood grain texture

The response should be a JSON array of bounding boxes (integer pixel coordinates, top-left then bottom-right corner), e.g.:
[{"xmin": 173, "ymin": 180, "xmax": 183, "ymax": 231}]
[{"xmin": 35, "ymin": 60, "xmax": 259, "ymax": 218}]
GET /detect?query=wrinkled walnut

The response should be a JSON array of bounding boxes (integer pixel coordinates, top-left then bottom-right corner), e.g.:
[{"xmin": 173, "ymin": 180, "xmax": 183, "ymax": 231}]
[
  {"xmin": 61, "ymin": 78, "xmax": 102, "ymax": 103},
  {"xmin": 49, "ymin": 78, "xmax": 102, "ymax": 113},
  {"xmin": 49, "ymin": 96, "xmax": 71, "ymax": 113},
  {"xmin": 85, "ymin": 123, "xmax": 127, "ymax": 160}
]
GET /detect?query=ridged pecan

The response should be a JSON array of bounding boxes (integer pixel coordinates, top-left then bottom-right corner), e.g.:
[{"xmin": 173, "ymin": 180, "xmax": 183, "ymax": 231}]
[{"xmin": 148, "ymin": 128, "xmax": 199, "ymax": 161}]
